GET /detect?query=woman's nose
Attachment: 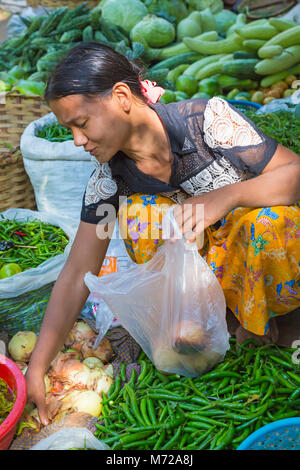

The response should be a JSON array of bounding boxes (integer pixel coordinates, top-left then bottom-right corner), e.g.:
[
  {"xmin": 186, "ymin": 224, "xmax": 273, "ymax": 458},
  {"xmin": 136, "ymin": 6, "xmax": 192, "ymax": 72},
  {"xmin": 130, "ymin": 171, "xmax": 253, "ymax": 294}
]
[{"xmin": 73, "ymin": 129, "xmax": 88, "ymax": 147}]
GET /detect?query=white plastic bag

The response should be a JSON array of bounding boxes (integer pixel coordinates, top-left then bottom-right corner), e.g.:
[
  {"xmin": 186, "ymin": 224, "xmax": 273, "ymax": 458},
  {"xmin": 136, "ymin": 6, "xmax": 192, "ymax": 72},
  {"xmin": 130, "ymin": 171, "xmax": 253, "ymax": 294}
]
[
  {"xmin": 7, "ymin": 6, "xmax": 50, "ymax": 38},
  {"xmin": 84, "ymin": 207, "xmax": 230, "ymax": 377},
  {"xmin": 20, "ymin": 112, "xmax": 95, "ymax": 229},
  {"xmin": 30, "ymin": 428, "xmax": 109, "ymax": 450}
]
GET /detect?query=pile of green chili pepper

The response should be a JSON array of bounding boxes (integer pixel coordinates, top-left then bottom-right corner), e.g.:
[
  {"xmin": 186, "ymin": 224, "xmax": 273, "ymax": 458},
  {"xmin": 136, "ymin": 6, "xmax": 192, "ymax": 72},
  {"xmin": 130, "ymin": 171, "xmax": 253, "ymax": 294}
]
[
  {"xmin": 0, "ymin": 377, "xmax": 15, "ymax": 425},
  {"xmin": 244, "ymin": 110, "xmax": 300, "ymax": 156},
  {"xmin": 0, "ymin": 217, "xmax": 69, "ymax": 272},
  {"xmin": 94, "ymin": 338, "xmax": 300, "ymax": 450},
  {"xmin": 36, "ymin": 123, "xmax": 73, "ymax": 142}
]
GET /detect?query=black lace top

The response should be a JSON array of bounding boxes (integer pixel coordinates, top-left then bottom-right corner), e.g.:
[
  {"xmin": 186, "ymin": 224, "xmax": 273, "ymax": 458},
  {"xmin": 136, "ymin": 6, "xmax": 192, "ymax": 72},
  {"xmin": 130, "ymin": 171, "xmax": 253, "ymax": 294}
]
[{"xmin": 81, "ymin": 97, "xmax": 278, "ymax": 225}]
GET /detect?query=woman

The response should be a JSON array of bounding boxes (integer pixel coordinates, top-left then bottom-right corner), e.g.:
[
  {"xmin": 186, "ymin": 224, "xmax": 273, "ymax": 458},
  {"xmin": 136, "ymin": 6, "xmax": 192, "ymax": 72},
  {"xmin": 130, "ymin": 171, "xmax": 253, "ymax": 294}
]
[{"xmin": 26, "ymin": 43, "xmax": 300, "ymax": 424}]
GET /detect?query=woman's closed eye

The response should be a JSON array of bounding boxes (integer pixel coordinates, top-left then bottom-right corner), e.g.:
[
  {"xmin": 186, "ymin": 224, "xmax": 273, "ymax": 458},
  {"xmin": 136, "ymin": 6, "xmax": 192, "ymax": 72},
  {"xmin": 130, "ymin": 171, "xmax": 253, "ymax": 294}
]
[{"xmin": 77, "ymin": 120, "xmax": 87, "ymax": 129}]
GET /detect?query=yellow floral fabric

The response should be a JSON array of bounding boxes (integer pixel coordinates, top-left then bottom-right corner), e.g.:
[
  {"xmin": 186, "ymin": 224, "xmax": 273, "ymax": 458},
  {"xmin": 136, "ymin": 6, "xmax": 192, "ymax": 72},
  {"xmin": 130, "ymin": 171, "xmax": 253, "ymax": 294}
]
[{"xmin": 118, "ymin": 193, "xmax": 300, "ymax": 336}]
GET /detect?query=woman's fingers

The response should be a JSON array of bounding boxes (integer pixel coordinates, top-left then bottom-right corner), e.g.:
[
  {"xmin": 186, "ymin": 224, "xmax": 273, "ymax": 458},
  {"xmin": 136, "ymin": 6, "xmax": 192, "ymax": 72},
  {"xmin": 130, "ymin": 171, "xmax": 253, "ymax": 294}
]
[{"xmin": 173, "ymin": 203, "xmax": 204, "ymax": 237}]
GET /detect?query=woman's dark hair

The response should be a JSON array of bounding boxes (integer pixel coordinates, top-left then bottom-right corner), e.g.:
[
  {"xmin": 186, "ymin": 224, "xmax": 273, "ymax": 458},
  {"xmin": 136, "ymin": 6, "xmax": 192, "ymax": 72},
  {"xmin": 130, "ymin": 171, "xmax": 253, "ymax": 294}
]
[{"xmin": 44, "ymin": 42, "xmax": 147, "ymax": 104}]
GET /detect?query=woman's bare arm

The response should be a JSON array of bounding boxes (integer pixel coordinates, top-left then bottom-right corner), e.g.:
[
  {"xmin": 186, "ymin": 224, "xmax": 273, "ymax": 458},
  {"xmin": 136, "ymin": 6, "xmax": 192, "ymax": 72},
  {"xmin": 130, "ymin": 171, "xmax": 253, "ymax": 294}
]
[{"xmin": 25, "ymin": 220, "xmax": 112, "ymax": 424}]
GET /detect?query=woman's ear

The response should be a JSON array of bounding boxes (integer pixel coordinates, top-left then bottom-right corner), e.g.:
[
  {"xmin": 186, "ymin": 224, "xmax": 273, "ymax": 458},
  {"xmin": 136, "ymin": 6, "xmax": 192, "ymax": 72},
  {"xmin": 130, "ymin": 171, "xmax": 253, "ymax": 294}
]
[{"xmin": 112, "ymin": 82, "xmax": 132, "ymax": 113}]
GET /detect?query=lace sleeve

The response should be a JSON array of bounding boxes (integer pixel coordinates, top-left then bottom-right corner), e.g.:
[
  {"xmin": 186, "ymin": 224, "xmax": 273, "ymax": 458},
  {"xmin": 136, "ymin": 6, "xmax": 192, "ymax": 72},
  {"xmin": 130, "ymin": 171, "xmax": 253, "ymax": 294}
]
[
  {"xmin": 203, "ymin": 97, "xmax": 278, "ymax": 174},
  {"xmin": 80, "ymin": 157, "xmax": 120, "ymax": 225}
]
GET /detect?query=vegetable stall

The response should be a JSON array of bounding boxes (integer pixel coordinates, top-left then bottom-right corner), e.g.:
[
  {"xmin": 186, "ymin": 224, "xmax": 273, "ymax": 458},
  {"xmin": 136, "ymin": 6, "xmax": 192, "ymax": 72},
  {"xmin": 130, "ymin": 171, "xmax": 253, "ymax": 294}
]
[{"xmin": 0, "ymin": 0, "xmax": 300, "ymax": 452}]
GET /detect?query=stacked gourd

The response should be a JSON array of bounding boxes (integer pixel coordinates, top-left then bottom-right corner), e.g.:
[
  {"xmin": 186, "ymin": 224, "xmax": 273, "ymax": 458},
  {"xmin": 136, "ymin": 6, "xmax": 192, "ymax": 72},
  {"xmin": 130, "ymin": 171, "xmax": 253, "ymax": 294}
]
[{"xmin": 153, "ymin": 13, "xmax": 300, "ymax": 103}]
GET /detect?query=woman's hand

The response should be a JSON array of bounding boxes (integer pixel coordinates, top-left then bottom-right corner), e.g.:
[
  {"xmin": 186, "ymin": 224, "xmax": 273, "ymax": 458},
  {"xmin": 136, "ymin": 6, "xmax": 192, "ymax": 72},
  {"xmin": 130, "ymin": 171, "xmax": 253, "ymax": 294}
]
[
  {"xmin": 25, "ymin": 366, "xmax": 49, "ymax": 426},
  {"xmin": 173, "ymin": 185, "xmax": 238, "ymax": 243}
]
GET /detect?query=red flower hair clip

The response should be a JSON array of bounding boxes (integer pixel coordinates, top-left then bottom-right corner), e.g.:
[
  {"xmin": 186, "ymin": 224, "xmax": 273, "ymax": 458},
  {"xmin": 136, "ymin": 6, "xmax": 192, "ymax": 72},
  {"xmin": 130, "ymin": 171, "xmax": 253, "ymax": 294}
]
[{"xmin": 139, "ymin": 79, "xmax": 165, "ymax": 104}]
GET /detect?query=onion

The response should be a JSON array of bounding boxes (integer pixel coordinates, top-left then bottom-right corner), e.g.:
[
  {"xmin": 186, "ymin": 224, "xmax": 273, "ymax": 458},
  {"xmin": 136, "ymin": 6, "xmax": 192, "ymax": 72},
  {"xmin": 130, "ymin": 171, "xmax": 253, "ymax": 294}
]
[
  {"xmin": 87, "ymin": 370, "xmax": 113, "ymax": 395},
  {"xmin": 60, "ymin": 390, "xmax": 102, "ymax": 418},
  {"xmin": 82, "ymin": 357, "xmax": 104, "ymax": 370},
  {"xmin": 173, "ymin": 320, "xmax": 205, "ymax": 354},
  {"xmin": 64, "ymin": 321, "xmax": 95, "ymax": 350},
  {"xmin": 8, "ymin": 331, "xmax": 37, "ymax": 362},
  {"xmin": 152, "ymin": 342, "xmax": 182, "ymax": 373},
  {"xmin": 49, "ymin": 359, "xmax": 91, "ymax": 392},
  {"xmin": 81, "ymin": 335, "xmax": 113, "ymax": 363},
  {"xmin": 103, "ymin": 363, "xmax": 114, "ymax": 378}
]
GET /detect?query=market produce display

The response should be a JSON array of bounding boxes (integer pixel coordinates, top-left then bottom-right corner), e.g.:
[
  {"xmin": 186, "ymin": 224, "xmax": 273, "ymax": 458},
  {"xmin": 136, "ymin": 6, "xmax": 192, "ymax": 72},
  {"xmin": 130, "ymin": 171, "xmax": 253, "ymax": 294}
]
[
  {"xmin": 0, "ymin": 0, "xmax": 299, "ymax": 103},
  {"xmin": 0, "ymin": 377, "xmax": 15, "ymax": 425},
  {"xmin": 0, "ymin": 217, "xmax": 69, "ymax": 274},
  {"xmin": 36, "ymin": 123, "xmax": 73, "ymax": 142},
  {"xmin": 244, "ymin": 110, "xmax": 300, "ymax": 155},
  {"xmin": 5, "ymin": 321, "xmax": 114, "ymax": 435},
  {"xmin": 94, "ymin": 338, "xmax": 300, "ymax": 450}
]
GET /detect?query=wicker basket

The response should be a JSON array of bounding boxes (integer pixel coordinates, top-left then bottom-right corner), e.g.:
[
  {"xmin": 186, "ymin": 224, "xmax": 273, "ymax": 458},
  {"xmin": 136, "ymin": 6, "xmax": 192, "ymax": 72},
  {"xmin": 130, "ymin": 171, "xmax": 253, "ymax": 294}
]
[
  {"xmin": 0, "ymin": 146, "xmax": 37, "ymax": 212},
  {"xmin": 27, "ymin": 0, "xmax": 99, "ymax": 8},
  {"xmin": 236, "ymin": 0, "xmax": 297, "ymax": 19},
  {"xmin": 0, "ymin": 92, "xmax": 50, "ymax": 153}
]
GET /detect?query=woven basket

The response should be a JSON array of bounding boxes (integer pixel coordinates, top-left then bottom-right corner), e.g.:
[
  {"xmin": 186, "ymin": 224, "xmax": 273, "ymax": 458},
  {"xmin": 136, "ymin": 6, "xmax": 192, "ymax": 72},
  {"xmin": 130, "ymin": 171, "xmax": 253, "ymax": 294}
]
[
  {"xmin": 236, "ymin": 0, "xmax": 297, "ymax": 19},
  {"xmin": 0, "ymin": 92, "xmax": 50, "ymax": 153},
  {"xmin": 27, "ymin": 0, "xmax": 99, "ymax": 8},
  {"xmin": 0, "ymin": 146, "xmax": 37, "ymax": 212}
]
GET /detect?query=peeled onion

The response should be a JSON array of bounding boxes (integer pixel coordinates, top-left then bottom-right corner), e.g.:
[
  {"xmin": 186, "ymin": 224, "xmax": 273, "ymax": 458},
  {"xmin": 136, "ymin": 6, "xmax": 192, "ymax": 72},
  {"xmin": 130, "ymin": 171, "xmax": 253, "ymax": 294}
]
[
  {"xmin": 8, "ymin": 331, "xmax": 37, "ymax": 362},
  {"xmin": 64, "ymin": 321, "xmax": 95, "ymax": 351},
  {"xmin": 87, "ymin": 370, "xmax": 113, "ymax": 395},
  {"xmin": 60, "ymin": 390, "xmax": 102, "ymax": 417},
  {"xmin": 152, "ymin": 342, "xmax": 182, "ymax": 374},
  {"xmin": 82, "ymin": 357, "xmax": 104, "ymax": 370},
  {"xmin": 81, "ymin": 335, "xmax": 113, "ymax": 363}
]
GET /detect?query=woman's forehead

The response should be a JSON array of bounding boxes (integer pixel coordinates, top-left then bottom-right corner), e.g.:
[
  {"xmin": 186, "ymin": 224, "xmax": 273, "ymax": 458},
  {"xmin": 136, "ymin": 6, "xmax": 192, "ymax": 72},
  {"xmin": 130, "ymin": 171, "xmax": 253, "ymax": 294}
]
[{"xmin": 50, "ymin": 94, "xmax": 99, "ymax": 123}]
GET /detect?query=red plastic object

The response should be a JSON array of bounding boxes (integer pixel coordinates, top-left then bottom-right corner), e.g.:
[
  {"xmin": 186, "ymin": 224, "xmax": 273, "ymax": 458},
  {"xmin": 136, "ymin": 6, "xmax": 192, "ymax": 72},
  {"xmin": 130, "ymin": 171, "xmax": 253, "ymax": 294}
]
[{"xmin": 0, "ymin": 354, "xmax": 27, "ymax": 450}]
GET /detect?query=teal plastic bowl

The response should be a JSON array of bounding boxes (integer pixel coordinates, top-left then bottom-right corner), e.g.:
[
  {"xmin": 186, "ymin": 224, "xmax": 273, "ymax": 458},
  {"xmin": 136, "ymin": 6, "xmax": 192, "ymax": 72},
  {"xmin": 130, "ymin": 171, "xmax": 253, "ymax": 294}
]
[
  {"xmin": 237, "ymin": 418, "xmax": 300, "ymax": 450},
  {"xmin": 227, "ymin": 99, "xmax": 262, "ymax": 112}
]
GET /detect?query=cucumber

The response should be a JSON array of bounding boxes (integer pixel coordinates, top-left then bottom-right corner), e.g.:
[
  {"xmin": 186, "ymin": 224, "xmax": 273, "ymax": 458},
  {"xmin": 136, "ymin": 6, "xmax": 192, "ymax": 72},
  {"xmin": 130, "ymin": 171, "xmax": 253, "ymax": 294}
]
[
  {"xmin": 146, "ymin": 68, "xmax": 169, "ymax": 83},
  {"xmin": 82, "ymin": 25, "xmax": 94, "ymax": 42},
  {"xmin": 227, "ymin": 88, "xmax": 240, "ymax": 99},
  {"xmin": 183, "ymin": 34, "xmax": 244, "ymax": 55},
  {"xmin": 39, "ymin": 7, "xmax": 67, "ymax": 36},
  {"xmin": 269, "ymin": 18, "xmax": 298, "ymax": 32},
  {"xmin": 183, "ymin": 54, "xmax": 224, "ymax": 77},
  {"xmin": 258, "ymin": 25, "xmax": 300, "ymax": 50},
  {"xmin": 94, "ymin": 31, "xmax": 111, "ymax": 45},
  {"xmin": 260, "ymin": 63, "xmax": 300, "ymax": 87},
  {"xmin": 195, "ymin": 54, "xmax": 233, "ymax": 80},
  {"xmin": 234, "ymin": 91, "xmax": 251, "ymax": 100},
  {"xmin": 255, "ymin": 45, "xmax": 300, "ymax": 75},
  {"xmin": 226, "ymin": 13, "xmax": 246, "ymax": 37},
  {"xmin": 167, "ymin": 64, "xmax": 190, "ymax": 84},
  {"xmin": 243, "ymin": 39, "xmax": 266, "ymax": 51},
  {"xmin": 90, "ymin": 6, "xmax": 102, "ymax": 29},
  {"xmin": 57, "ymin": 2, "xmax": 89, "ymax": 29},
  {"xmin": 222, "ymin": 59, "xmax": 260, "ymax": 79},
  {"xmin": 233, "ymin": 51, "xmax": 258, "ymax": 59},
  {"xmin": 258, "ymin": 45, "xmax": 283, "ymax": 59},
  {"xmin": 60, "ymin": 29, "xmax": 82, "ymax": 44},
  {"xmin": 217, "ymin": 74, "xmax": 256, "ymax": 90},
  {"xmin": 150, "ymin": 53, "xmax": 203, "ymax": 71},
  {"xmin": 160, "ymin": 42, "xmax": 191, "ymax": 60},
  {"xmin": 235, "ymin": 24, "xmax": 278, "ymax": 40},
  {"xmin": 56, "ymin": 14, "xmax": 91, "ymax": 34}
]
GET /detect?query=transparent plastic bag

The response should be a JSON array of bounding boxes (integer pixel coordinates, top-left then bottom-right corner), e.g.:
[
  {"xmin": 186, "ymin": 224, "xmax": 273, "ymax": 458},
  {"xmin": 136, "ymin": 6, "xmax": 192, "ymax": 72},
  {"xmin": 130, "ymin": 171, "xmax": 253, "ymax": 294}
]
[
  {"xmin": 85, "ymin": 207, "xmax": 230, "ymax": 378},
  {"xmin": 80, "ymin": 221, "xmax": 134, "ymax": 346},
  {"xmin": 30, "ymin": 428, "xmax": 109, "ymax": 450}
]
